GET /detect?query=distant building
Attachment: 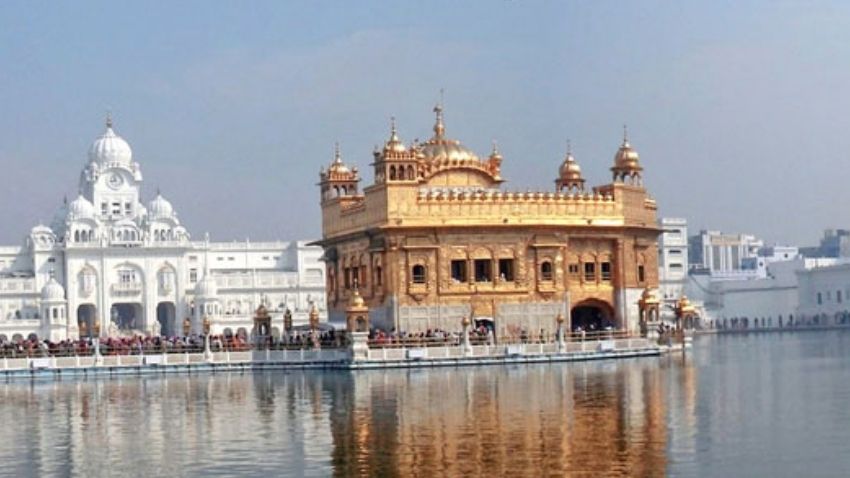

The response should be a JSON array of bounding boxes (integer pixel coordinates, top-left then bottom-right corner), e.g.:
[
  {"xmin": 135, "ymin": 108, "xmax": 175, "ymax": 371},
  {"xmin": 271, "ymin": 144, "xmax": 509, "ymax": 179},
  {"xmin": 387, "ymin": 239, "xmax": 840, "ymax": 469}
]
[
  {"xmin": 0, "ymin": 117, "xmax": 326, "ymax": 342},
  {"xmin": 658, "ymin": 218, "xmax": 687, "ymax": 301},
  {"xmin": 796, "ymin": 261, "xmax": 850, "ymax": 319},
  {"xmin": 802, "ymin": 229, "xmax": 850, "ymax": 258},
  {"xmin": 688, "ymin": 230, "xmax": 763, "ymax": 278}
]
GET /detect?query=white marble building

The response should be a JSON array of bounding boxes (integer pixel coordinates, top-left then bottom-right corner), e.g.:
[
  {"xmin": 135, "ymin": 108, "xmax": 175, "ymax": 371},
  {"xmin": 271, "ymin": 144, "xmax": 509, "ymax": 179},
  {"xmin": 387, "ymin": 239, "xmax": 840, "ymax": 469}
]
[
  {"xmin": 0, "ymin": 117, "xmax": 326, "ymax": 342},
  {"xmin": 658, "ymin": 218, "xmax": 688, "ymax": 301}
]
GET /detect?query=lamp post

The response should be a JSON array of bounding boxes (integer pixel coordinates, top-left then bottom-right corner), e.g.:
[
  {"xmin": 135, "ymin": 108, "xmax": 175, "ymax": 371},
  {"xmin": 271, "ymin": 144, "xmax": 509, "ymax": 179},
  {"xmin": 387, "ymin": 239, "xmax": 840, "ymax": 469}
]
[
  {"xmin": 461, "ymin": 315, "xmax": 473, "ymax": 356},
  {"xmin": 93, "ymin": 319, "xmax": 102, "ymax": 365},
  {"xmin": 203, "ymin": 315, "xmax": 212, "ymax": 362},
  {"xmin": 556, "ymin": 312, "xmax": 566, "ymax": 353},
  {"xmin": 283, "ymin": 308, "xmax": 292, "ymax": 345}
]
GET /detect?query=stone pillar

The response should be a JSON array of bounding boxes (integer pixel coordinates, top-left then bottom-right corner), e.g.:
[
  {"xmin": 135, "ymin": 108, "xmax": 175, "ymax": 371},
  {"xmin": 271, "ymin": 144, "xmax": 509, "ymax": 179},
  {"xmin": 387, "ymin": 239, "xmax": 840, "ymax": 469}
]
[
  {"xmin": 93, "ymin": 319, "xmax": 103, "ymax": 366},
  {"xmin": 348, "ymin": 331, "xmax": 369, "ymax": 362}
]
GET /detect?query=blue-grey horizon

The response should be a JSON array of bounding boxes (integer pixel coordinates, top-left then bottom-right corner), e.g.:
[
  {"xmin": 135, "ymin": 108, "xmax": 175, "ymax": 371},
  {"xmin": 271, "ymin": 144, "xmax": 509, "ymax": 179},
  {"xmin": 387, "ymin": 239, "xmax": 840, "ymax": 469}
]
[{"xmin": 0, "ymin": 1, "xmax": 846, "ymax": 247}]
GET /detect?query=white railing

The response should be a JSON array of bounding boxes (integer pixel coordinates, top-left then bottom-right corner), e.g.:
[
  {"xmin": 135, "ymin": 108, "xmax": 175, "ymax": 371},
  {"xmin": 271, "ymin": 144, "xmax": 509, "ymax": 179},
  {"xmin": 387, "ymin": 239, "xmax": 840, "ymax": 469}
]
[
  {"xmin": 0, "ymin": 348, "xmax": 350, "ymax": 372},
  {"xmin": 365, "ymin": 337, "xmax": 654, "ymax": 361},
  {"xmin": 0, "ymin": 279, "xmax": 36, "ymax": 293},
  {"xmin": 111, "ymin": 282, "xmax": 143, "ymax": 294}
]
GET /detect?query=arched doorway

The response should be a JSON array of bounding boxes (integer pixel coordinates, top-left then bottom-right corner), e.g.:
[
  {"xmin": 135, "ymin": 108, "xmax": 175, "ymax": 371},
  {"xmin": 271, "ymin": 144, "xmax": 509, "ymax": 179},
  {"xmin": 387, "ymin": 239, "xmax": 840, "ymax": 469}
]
[
  {"xmin": 156, "ymin": 302, "xmax": 176, "ymax": 337},
  {"xmin": 236, "ymin": 327, "xmax": 248, "ymax": 340},
  {"xmin": 571, "ymin": 299, "xmax": 616, "ymax": 332},
  {"xmin": 77, "ymin": 304, "xmax": 97, "ymax": 337},
  {"xmin": 111, "ymin": 303, "xmax": 143, "ymax": 332}
]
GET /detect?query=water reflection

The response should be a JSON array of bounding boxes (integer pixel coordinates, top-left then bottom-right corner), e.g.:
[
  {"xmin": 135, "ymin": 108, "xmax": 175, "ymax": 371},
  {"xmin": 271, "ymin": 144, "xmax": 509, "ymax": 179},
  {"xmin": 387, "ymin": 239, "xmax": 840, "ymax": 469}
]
[{"xmin": 0, "ymin": 357, "xmax": 687, "ymax": 477}]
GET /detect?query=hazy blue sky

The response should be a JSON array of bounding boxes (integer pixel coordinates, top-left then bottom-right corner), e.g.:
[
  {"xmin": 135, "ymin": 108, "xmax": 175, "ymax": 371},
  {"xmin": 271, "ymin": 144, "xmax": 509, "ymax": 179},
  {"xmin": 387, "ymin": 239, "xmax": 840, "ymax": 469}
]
[{"xmin": 0, "ymin": 1, "xmax": 847, "ymax": 245}]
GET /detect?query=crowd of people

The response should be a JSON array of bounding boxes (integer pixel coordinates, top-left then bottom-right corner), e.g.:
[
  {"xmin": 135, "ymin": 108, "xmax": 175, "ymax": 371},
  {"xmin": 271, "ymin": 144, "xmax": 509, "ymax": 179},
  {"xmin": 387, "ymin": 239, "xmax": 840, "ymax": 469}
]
[
  {"xmin": 713, "ymin": 312, "xmax": 850, "ymax": 330},
  {"xmin": 365, "ymin": 324, "xmax": 617, "ymax": 348},
  {"xmin": 0, "ymin": 329, "xmax": 348, "ymax": 359},
  {"xmin": 367, "ymin": 327, "xmax": 492, "ymax": 348}
]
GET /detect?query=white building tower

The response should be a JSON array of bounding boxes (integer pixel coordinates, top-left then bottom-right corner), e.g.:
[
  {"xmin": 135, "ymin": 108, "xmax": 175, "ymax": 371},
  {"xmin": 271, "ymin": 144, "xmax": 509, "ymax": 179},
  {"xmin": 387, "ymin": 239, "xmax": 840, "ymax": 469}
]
[{"xmin": 40, "ymin": 277, "xmax": 68, "ymax": 342}]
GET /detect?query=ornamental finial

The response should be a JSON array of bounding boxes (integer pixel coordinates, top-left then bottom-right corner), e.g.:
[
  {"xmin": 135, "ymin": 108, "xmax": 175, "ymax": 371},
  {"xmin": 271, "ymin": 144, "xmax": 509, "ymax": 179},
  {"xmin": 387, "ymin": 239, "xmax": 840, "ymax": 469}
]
[
  {"xmin": 623, "ymin": 124, "xmax": 629, "ymax": 145},
  {"xmin": 106, "ymin": 110, "xmax": 113, "ymax": 129},
  {"xmin": 433, "ymin": 88, "xmax": 445, "ymax": 138},
  {"xmin": 389, "ymin": 116, "xmax": 400, "ymax": 142},
  {"xmin": 333, "ymin": 142, "xmax": 342, "ymax": 164}
]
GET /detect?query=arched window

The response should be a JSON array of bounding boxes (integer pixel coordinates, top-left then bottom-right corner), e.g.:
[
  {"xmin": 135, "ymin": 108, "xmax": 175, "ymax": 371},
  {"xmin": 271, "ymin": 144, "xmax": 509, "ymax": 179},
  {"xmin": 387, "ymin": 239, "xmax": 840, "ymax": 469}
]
[
  {"xmin": 389, "ymin": 166, "xmax": 397, "ymax": 180},
  {"xmin": 540, "ymin": 261, "xmax": 553, "ymax": 281},
  {"xmin": 412, "ymin": 264, "xmax": 426, "ymax": 284},
  {"xmin": 74, "ymin": 230, "xmax": 80, "ymax": 242},
  {"xmin": 375, "ymin": 266, "xmax": 383, "ymax": 287},
  {"xmin": 406, "ymin": 165, "xmax": 415, "ymax": 180}
]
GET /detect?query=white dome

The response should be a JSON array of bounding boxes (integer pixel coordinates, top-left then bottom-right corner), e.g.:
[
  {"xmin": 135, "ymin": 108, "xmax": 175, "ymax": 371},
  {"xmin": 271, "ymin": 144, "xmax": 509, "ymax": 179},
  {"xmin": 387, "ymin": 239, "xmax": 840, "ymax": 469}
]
[
  {"xmin": 30, "ymin": 224, "xmax": 54, "ymax": 238},
  {"xmin": 88, "ymin": 120, "xmax": 132, "ymax": 165},
  {"xmin": 41, "ymin": 278, "xmax": 65, "ymax": 301},
  {"xmin": 148, "ymin": 193, "xmax": 175, "ymax": 220},
  {"xmin": 68, "ymin": 195, "xmax": 96, "ymax": 221},
  {"xmin": 194, "ymin": 274, "xmax": 217, "ymax": 297}
]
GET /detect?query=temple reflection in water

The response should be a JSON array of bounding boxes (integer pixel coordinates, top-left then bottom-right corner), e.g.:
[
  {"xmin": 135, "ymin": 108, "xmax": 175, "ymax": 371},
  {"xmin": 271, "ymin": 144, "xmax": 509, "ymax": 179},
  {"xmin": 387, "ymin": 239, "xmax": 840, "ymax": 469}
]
[{"xmin": 0, "ymin": 359, "xmax": 696, "ymax": 477}]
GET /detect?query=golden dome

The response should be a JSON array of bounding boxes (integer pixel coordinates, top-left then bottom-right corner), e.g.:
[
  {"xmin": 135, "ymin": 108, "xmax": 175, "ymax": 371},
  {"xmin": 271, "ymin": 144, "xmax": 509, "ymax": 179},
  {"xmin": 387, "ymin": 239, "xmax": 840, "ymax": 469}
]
[
  {"xmin": 327, "ymin": 143, "xmax": 352, "ymax": 174},
  {"xmin": 559, "ymin": 142, "xmax": 583, "ymax": 179},
  {"xmin": 676, "ymin": 295, "xmax": 696, "ymax": 314},
  {"xmin": 613, "ymin": 128, "xmax": 642, "ymax": 171},
  {"xmin": 383, "ymin": 117, "xmax": 407, "ymax": 154},
  {"xmin": 555, "ymin": 141, "xmax": 585, "ymax": 192},
  {"xmin": 614, "ymin": 142, "xmax": 640, "ymax": 168},
  {"xmin": 640, "ymin": 287, "xmax": 660, "ymax": 305},
  {"xmin": 489, "ymin": 142, "xmax": 503, "ymax": 161},
  {"xmin": 419, "ymin": 104, "xmax": 480, "ymax": 162},
  {"xmin": 348, "ymin": 288, "xmax": 366, "ymax": 309}
]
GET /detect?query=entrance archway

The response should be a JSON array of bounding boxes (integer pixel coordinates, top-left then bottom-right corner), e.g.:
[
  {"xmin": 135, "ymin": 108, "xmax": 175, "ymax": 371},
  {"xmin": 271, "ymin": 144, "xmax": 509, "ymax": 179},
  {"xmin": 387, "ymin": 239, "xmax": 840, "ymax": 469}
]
[
  {"xmin": 156, "ymin": 302, "xmax": 176, "ymax": 337},
  {"xmin": 77, "ymin": 304, "xmax": 97, "ymax": 337},
  {"xmin": 111, "ymin": 303, "xmax": 143, "ymax": 332},
  {"xmin": 571, "ymin": 299, "xmax": 616, "ymax": 331}
]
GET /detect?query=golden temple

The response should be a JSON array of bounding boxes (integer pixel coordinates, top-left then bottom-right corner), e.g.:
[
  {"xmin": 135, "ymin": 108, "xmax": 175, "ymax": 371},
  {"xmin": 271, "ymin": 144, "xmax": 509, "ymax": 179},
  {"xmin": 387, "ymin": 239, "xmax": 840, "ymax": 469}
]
[{"xmin": 316, "ymin": 103, "xmax": 659, "ymax": 336}]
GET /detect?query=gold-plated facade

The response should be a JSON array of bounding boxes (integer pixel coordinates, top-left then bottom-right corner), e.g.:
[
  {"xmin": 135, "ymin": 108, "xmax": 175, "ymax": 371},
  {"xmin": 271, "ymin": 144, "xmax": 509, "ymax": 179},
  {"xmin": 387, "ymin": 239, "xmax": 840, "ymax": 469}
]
[{"xmin": 317, "ymin": 106, "xmax": 659, "ymax": 336}]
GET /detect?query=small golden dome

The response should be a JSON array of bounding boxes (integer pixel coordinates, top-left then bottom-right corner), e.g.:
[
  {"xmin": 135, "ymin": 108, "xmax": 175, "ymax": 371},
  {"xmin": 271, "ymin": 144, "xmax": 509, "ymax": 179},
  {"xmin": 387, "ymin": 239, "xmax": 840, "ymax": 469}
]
[
  {"xmin": 327, "ymin": 143, "xmax": 350, "ymax": 174},
  {"xmin": 613, "ymin": 127, "xmax": 642, "ymax": 171},
  {"xmin": 559, "ymin": 142, "xmax": 583, "ymax": 179},
  {"xmin": 489, "ymin": 141, "xmax": 502, "ymax": 161},
  {"xmin": 640, "ymin": 287, "xmax": 660, "ymax": 305},
  {"xmin": 614, "ymin": 141, "xmax": 640, "ymax": 168},
  {"xmin": 676, "ymin": 295, "xmax": 695, "ymax": 314},
  {"xmin": 348, "ymin": 288, "xmax": 366, "ymax": 309},
  {"xmin": 383, "ymin": 117, "xmax": 407, "ymax": 154}
]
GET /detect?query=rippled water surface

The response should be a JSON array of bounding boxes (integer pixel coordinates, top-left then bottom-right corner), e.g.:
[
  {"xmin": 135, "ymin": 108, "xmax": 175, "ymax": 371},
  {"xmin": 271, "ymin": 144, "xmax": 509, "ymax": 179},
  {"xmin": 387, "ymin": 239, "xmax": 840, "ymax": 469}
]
[{"xmin": 3, "ymin": 331, "xmax": 850, "ymax": 477}]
